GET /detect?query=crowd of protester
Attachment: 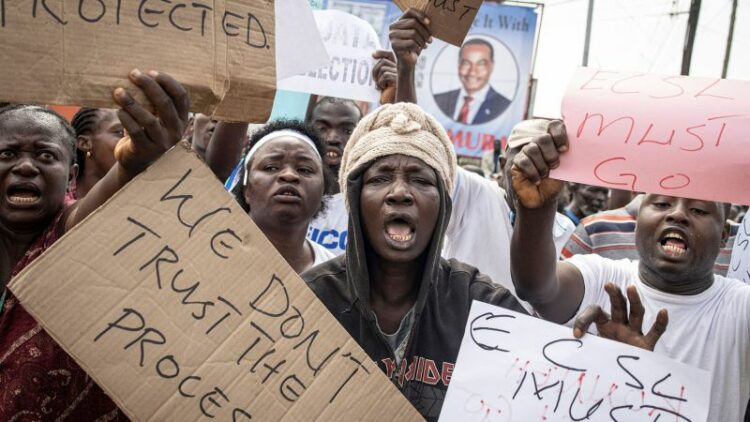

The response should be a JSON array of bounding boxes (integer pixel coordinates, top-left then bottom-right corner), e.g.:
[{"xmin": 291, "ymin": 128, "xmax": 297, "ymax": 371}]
[{"xmin": 0, "ymin": 7, "xmax": 747, "ymax": 422}]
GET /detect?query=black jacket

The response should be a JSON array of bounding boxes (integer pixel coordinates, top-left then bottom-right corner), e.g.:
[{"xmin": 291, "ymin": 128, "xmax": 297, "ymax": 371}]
[{"xmin": 302, "ymin": 159, "xmax": 527, "ymax": 421}]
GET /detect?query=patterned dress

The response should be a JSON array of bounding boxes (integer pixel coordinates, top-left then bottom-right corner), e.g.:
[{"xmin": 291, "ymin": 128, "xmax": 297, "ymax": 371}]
[{"xmin": 0, "ymin": 210, "xmax": 127, "ymax": 421}]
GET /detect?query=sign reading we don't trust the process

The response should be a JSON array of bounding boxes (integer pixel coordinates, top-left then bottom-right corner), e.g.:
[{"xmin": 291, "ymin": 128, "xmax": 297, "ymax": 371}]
[
  {"xmin": 557, "ymin": 68, "xmax": 750, "ymax": 206},
  {"xmin": 9, "ymin": 143, "xmax": 422, "ymax": 421}
]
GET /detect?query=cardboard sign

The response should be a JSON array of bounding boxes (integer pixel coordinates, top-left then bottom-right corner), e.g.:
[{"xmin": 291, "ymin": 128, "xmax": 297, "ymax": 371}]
[
  {"xmin": 394, "ymin": 0, "xmax": 483, "ymax": 46},
  {"xmin": 728, "ymin": 217, "xmax": 750, "ymax": 283},
  {"xmin": 440, "ymin": 301, "xmax": 710, "ymax": 422},
  {"xmin": 0, "ymin": 1, "xmax": 276, "ymax": 122},
  {"xmin": 555, "ymin": 68, "xmax": 750, "ymax": 206},
  {"xmin": 277, "ymin": 10, "xmax": 382, "ymax": 103},
  {"xmin": 9, "ymin": 144, "xmax": 422, "ymax": 421}
]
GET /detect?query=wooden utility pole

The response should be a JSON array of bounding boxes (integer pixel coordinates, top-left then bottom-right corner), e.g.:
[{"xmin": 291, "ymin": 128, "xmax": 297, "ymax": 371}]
[{"xmin": 681, "ymin": 0, "xmax": 701, "ymax": 75}]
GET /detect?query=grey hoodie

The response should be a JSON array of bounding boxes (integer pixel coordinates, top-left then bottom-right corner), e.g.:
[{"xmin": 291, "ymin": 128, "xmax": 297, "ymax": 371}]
[{"xmin": 302, "ymin": 160, "xmax": 527, "ymax": 421}]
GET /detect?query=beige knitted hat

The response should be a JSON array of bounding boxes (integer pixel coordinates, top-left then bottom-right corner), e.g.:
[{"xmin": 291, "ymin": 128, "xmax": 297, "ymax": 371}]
[
  {"xmin": 506, "ymin": 119, "xmax": 551, "ymax": 151},
  {"xmin": 339, "ymin": 103, "xmax": 457, "ymax": 209}
]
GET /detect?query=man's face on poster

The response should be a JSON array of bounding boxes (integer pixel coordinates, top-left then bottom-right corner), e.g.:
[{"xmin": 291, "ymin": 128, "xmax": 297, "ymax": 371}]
[{"xmin": 458, "ymin": 43, "xmax": 494, "ymax": 95}]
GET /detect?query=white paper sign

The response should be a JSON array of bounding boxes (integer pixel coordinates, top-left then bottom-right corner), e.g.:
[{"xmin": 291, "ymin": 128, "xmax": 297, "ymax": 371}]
[
  {"xmin": 275, "ymin": 0, "xmax": 330, "ymax": 81},
  {"xmin": 440, "ymin": 301, "xmax": 710, "ymax": 422},
  {"xmin": 728, "ymin": 217, "xmax": 750, "ymax": 283},
  {"xmin": 277, "ymin": 10, "xmax": 382, "ymax": 102}
]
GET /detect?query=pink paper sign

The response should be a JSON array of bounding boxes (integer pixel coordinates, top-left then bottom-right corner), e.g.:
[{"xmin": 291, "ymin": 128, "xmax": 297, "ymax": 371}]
[{"xmin": 554, "ymin": 68, "xmax": 750, "ymax": 205}]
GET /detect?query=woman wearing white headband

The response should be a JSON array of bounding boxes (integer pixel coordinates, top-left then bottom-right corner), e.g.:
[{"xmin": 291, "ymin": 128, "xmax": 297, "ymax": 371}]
[{"xmin": 228, "ymin": 120, "xmax": 335, "ymax": 273}]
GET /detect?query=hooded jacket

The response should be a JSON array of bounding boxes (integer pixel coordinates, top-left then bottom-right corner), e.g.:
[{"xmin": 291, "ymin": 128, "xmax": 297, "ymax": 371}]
[{"xmin": 302, "ymin": 161, "xmax": 528, "ymax": 421}]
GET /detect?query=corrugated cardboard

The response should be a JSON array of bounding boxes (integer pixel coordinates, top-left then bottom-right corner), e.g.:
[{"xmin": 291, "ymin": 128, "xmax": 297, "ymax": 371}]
[
  {"xmin": 9, "ymin": 143, "xmax": 423, "ymax": 421},
  {"xmin": 0, "ymin": 0, "xmax": 276, "ymax": 122},
  {"xmin": 393, "ymin": 0, "xmax": 483, "ymax": 46}
]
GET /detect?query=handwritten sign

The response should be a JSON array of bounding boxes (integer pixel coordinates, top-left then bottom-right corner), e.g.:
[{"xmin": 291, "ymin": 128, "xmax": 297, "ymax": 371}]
[
  {"xmin": 728, "ymin": 217, "xmax": 750, "ymax": 283},
  {"xmin": 440, "ymin": 301, "xmax": 710, "ymax": 422},
  {"xmin": 394, "ymin": 0, "xmax": 483, "ymax": 46},
  {"xmin": 278, "ymin": 10, "xmax": 382, "ymax": 102},
  {"xmin": 0, "ymin": 0, "xmax": 276, "ymax": 122},
  {"xmin": 555, "ymin": 68, "xmax": 750, "ymax": 206},
  {"xmin": 9, "ymin": 143, "xmax": 422, "ymax": 421}
]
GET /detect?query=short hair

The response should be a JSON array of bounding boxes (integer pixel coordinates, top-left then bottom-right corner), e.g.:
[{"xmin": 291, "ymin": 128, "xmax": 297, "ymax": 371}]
[
  {"xmin": 230, "ymin": 119, "xmax": 333, "ymax": 216},
  {"xmin": 71, "ymin": 107, "xmax": 104, "ymax": 180},
  {"xmin": 0, "ymin": 104, "xmax": 76, "ymax": 164},
  {"xmin": 459, "ymin": 38, "xmax": 494, "ymax": 61},
  {"xmin": 311, "ymin": 97, "xmax": 363, "ymax": 121}
]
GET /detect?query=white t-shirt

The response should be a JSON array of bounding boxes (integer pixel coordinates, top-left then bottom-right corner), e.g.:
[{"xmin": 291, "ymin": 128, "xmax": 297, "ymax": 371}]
[
  {"xmin": 309, "ymin": 239, "xmax": 335, "ymax": 266},
  {"xmin": 307, "ymin": 193, "xmax": 348, "ymax": 256},
  {"xmin": 306, "ymin": 168, "xmax": 575, "ymax": 297},
  {"xmin": 444, "ymin": 168, "xmax": 575, "ymax": 293},
  {"xmin": 566, "ymin": 254, "xmax": 750, "ymax": 422}
]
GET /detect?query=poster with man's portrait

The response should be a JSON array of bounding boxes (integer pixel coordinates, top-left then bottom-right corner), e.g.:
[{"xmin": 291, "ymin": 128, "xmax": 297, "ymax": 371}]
[{"xmin": 416, "ymin": 3, "xmax": 539, "ymax": 158}]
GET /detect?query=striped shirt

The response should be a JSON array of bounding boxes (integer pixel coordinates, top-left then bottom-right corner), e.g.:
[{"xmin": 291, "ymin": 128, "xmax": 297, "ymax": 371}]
[{"xmin": 562, "ymin": 196, "xmax": 738, "ymax": 276}]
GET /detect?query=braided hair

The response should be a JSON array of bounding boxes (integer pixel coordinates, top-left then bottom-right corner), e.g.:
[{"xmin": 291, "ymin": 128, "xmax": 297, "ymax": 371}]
[
  {"xmin": 71, "ymin": 107, "xmax": 103, "ymax": 180},
  {"xmin": 229, "ymin": 119, "xmax": 333, "ymax": 216},
  {"xmin": 0, "ymin": 104, "xmax": 76, "ymax": 164}
]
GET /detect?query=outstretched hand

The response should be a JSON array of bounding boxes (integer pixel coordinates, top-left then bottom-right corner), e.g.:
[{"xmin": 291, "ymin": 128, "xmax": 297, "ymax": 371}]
[
  {"xmin": 510, "ymin": 120, "xmax": 568, "ymax": 209},
  {"xmin": 573, "ymin": 283, "xmax": 669, "ymax": 351},
  {"xmin": 112, "ymin": 69, "xmax": 190, "ymax": 176}
]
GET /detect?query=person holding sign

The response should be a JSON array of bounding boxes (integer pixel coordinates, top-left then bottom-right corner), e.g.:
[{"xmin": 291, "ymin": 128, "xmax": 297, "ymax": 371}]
[
  {"xmin": 509, "ymin": 119, "xmax": 750, "ymax": 422},
  {"xmin": 302, "ymin": 102, "xmax": 529, "ymax": 421},
  {"xmin": 0, "ymin": 70, "xmax": 189, "ymax": 420}
]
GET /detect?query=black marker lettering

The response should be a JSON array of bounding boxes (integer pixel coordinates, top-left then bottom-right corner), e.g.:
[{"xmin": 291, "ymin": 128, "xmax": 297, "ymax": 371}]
[
  {"xmin": 246, "ymin": 12, "xmax": 269, "ymax": 48},
  {"xmin": 249, "ymin": 274, "xmax": 290, "ymax": 317},
  {"xmin": 542, "ymin": 339, "xmax": 586, "ymax": 372},
  {"xmin": 199, "ymin": 387, "xmax": 229, "ymax": 418},
  {"xmin": 222, "ymin": 10, "xmax": 242, "ymax": 37},
  {"xmin": 279, "ymin": 306, "xmax": 305, "ymax": 339},
  {"xmin": 210, "ymin": 228, "xmax": 242, "ymax": 259},
  {"xmin": 156, "ymin": 355, "xmax": 180, "ymax": 379},
  {"xmin": 139, "ymin": 245, "xmax": 179, "ymax": 289},
  {"xmin": 113, "ymin": 217, "xmax": 162, "ymax": 256},
  {"xmin": 94, "ymin": 308, "xmax": 145, "ymax": 342},
  {"xmin": 329, "ymin": 352, "xmax": 371, "ymax": 403},
  {"xmin": 78, "ymin": 0, "xmax": 106, "ymax": 23},
  {"xmin": 178, "ymin": 375, "xmax": 201, "ymax": 398},
  {"xmin": 170, "ymin": 269, "xmax": 214, "ymax": 320},
  {"xmin": 138, "ymin": 0, "xmax": 164, "ymax": 28},
  {"xmin": 293, "ymin": 330, "xmax": 340, "ymax": 377},
  {"xmin": 192, "ymin": 2, "xmax": 211, "ymax": 36},
  {"xmin": 169, "ymin": 3, "xmax": 191, "ymax": 31},
  {"xmin": 279, "ymin": 375, "xmax": 306, "ymax": 402},
  {"xmin": 615, "ymin": 355, "xmax": 644, "ymax": 389},
  {"xmin": 124, "ymin": 327, "xmax": 167, "ymax": 367}
]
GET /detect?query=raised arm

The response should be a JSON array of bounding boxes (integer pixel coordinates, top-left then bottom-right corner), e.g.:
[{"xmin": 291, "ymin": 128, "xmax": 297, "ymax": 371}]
[
  {"xmin": 205, "ymin": 121, "xmax": 247, "ymax": 183},
  {"xmin": 388, "ymin": 8, "xmax": 432, "ymax": 104},
  {"xmin": 65, "ymin": 70, "xmax": 189, "ymax": 231},
  {"xmin": 509, "ymin": 120, "xmax": 585, "ymax": 323}
]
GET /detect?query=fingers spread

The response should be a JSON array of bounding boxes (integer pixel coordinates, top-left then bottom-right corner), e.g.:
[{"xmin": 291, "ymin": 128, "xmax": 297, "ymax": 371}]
[
  {"xmin": 116, "ymin": 108, "xmax": 148, "ymax": 151},
  {"xmin": 626, "ymin": 285, "xmax": 645, "ymax": 334},
  {"xmin": 604, "ymin": 283, "xmax": 628, "ymax": 324},
  {"xmin": 644, "ymin": 309, "xmax": 669, "ymax": 351},
  {"xmin": 129, "ymin": 70, "xmax": 178, "ymax": 143}
]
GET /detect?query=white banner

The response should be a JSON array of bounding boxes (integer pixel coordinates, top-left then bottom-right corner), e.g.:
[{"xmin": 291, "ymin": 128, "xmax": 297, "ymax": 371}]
[
  {"xmin": 278, "ymin": 9, "xmax": 381, "ymax": 102},
  {"xmin": 440, "ymin": 301, "xmax": 710, "ymax": 422}
]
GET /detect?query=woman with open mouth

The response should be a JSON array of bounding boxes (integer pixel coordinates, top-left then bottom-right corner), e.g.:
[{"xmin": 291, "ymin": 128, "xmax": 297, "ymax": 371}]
[
  {"xmin": 0, "ymin": 69, "xmax": 189, "ymax": 420},
  {"xmin": 227, "ymin": 120, "xmax": 335, "ymax": 274},
  {"xmin": 302, "ymin": 103, "xmax": 529, "ymax": 421}
]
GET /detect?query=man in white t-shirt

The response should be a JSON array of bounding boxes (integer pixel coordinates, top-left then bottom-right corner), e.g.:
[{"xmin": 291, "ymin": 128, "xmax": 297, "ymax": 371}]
[{"xmin": 509, "ymin": 119, "xmax": 750, "ymax": 422}]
